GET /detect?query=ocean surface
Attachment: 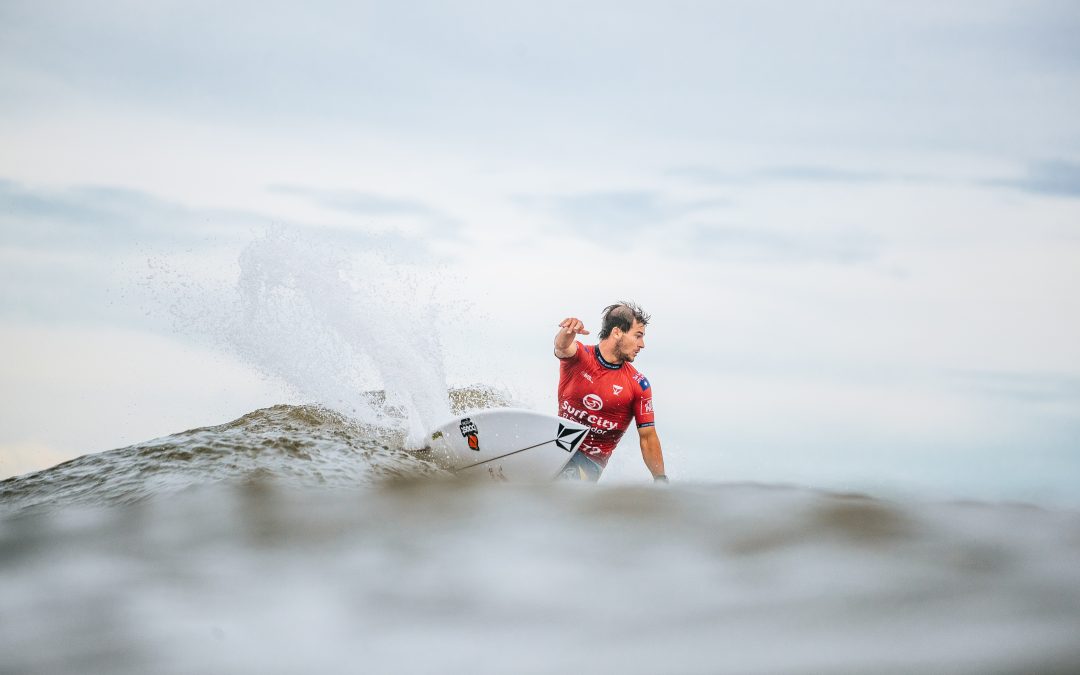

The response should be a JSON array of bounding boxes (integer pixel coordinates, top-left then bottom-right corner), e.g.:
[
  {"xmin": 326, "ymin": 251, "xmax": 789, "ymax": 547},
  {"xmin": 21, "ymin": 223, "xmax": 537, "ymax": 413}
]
[{"xmin": 3, "ymin": 390, "xmax": 1080, "ymax": 675}]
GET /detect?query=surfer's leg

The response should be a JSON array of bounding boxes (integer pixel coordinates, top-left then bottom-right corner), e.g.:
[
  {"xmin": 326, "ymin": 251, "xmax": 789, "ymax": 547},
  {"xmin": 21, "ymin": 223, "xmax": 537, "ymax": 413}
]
[{"xmin": 558, "ymin": 453, "xmax": 603, "ymax": 482}]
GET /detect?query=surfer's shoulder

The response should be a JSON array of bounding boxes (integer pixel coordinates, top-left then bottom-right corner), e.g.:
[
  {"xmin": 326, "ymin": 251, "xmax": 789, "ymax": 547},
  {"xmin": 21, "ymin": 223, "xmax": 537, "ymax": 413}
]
[{"xmin": 626, "ymin": 364, "xmax": 652, "ymax": 392}]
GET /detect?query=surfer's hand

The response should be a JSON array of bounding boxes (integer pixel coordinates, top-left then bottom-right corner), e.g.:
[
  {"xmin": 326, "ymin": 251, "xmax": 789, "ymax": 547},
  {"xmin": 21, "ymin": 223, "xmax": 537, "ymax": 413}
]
[
  {"xmin": 558, "ymin": 318, "xmax": 590, "ymax": 336},
  {"xmin": 555, "ymin": 317, "xmax": 588, "ymax": 358}
]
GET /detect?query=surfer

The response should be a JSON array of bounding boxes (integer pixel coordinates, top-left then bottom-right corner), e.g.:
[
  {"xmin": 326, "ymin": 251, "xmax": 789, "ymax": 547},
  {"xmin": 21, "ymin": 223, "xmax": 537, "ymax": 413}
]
[{"xmin": 554, "ymin": 301, "xmax": 668, "ymax": 483}]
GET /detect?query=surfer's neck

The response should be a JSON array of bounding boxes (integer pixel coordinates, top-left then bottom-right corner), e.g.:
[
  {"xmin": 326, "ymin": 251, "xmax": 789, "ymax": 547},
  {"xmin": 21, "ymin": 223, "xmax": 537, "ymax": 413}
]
[{"xmin": 597, "ymin": 342, "xmax": 624, "ymax": 367}]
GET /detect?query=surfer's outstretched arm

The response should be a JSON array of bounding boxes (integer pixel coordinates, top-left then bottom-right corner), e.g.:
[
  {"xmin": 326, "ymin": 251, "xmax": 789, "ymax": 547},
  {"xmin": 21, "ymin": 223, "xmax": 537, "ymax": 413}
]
[
  {"xmin": 554, "ymin": 317, "xmax": 590, "ymax": 359},
  {"xmin": 638, "ymin": 425, "xmax": 667, "ymax": 482}
]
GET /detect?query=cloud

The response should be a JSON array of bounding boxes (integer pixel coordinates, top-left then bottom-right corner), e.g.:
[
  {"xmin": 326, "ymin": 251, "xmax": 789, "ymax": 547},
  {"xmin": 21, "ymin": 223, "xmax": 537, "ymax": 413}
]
[
  {"xmin": 512, "ymin": 188, "xmax": 878, "ymax": 265},
  {"xmin": 985, "ymin": 160, "xmax": 1080, "ymax": 198},
  {"xmin": 666, "ymin": 165, "xmax": 894, "ymax": 185},
  {"xmin": 512, "ymin": 183, "xmax": 880, "ymax": 263},
  {"xmin": 759, "ymin": 166, "xmax": 892, "ymax": 183},
  {"xmin": 949, "ymin": 370, "xmax": 1080, "ymax": 404},
  {"xmin": 676, "ymin": 222, "xmax": 882, "ymax": 265},
  {"xmin": 269, "ymin": 184, "xmax": 462, "ymax": 237},
  {"xmin": 515, "ymin": 190, "xmax": 727, "ymax": 243},
  {"xmin": 0, "ymin": 178, "xmax": 261, "ymax": 250},
  {"xmin": 3, "ymin": 2, "xmax": 1080, "ymax": 163},
  {"xmin": 0, "ymin": 178, "xmax": 444, "ymax": 255}
]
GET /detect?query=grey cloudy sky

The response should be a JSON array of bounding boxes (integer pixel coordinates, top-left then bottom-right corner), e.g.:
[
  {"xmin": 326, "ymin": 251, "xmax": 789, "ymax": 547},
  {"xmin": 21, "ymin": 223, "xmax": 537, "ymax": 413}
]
[{"xmin": 1, "ymin": 1, "xmax": 1078, "ymax": 503}]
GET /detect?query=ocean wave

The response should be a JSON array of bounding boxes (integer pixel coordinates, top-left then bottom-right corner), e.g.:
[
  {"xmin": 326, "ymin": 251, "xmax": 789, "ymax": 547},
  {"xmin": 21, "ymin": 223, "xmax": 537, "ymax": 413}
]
[{"xmin": 0, "ymin": 385, "xmax": 515, "ymax": 513}]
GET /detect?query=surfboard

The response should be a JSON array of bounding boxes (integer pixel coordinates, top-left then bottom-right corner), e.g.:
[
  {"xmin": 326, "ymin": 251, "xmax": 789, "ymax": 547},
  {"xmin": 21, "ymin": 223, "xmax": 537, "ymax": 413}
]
[{"xmin": 424, "ymin": 408, "xmax": 589, "ymax": 482}]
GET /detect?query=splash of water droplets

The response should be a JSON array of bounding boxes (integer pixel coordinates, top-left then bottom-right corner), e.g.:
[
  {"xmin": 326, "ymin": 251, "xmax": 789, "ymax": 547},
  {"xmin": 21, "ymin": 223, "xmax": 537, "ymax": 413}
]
[{"xmin": 229, "ymin": 227, "xmax": 451, "ymax": 446}]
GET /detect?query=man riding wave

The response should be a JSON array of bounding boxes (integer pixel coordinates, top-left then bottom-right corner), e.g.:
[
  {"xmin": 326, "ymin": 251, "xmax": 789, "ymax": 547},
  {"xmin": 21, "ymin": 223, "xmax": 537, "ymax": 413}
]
[{"xmin": 554, "ymin": 302, "xmax": 667, "ymax": 483}]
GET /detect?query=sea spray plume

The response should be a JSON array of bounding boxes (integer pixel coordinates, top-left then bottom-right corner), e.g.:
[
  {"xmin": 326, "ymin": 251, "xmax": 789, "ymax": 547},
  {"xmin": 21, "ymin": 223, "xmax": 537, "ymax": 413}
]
[{"xmin": 231, "ymin": 227, "xmax": 451, "ymax": 446}]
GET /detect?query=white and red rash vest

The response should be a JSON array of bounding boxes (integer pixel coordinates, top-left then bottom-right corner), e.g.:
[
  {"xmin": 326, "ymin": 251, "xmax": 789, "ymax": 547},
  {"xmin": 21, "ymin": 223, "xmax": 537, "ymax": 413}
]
[{"xmin": 556, "ymin": 341, "xmax": 655, "ymax": 467}]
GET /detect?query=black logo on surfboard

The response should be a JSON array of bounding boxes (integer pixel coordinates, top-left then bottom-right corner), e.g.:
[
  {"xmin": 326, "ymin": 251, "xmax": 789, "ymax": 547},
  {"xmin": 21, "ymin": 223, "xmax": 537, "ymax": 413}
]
[
  {"xmin": 459, "ymin": 417, "xmax": 480, "ymax": 451},
  {"xmin": 556, "ymin": 424, "xmax": 587, "ymax": 452}
]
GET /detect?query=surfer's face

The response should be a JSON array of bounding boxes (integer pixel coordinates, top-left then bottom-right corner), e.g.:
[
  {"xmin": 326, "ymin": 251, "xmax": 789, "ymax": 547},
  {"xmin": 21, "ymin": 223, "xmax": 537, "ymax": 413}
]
[{"xmin": 613, "ymin": 321, "xmax": 646, "ymax": 363}]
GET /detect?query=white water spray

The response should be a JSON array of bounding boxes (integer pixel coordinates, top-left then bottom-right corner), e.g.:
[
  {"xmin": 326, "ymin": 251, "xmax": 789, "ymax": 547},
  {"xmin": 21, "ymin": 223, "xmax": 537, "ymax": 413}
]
[{"xmin": 229, "ymin": 227, "xmax": 451, "ymax": 446}]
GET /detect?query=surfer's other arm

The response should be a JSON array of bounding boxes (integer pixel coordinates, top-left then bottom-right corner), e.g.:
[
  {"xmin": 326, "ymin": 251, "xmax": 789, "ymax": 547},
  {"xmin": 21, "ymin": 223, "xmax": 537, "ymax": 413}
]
[
  {"xmin": 638, "ymin": 425, "xmax": 667, "ymax": 482},
  {"xmin": 554, "ymin": 317, "xmax": 590, "ymax": 359}
]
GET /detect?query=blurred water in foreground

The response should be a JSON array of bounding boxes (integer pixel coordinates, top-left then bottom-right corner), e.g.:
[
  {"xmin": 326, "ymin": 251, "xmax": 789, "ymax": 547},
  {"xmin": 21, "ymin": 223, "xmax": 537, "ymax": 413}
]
[{"xmin": 2, "ymin": 402, "xmax": 1079, "ymax": 674}]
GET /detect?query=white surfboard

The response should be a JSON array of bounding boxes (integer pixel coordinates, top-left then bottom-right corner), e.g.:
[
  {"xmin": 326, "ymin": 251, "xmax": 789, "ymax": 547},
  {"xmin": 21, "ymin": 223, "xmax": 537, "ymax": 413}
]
[{"xmin": 424, "ymin": 408, "xmax": 589, "ymax": 482}]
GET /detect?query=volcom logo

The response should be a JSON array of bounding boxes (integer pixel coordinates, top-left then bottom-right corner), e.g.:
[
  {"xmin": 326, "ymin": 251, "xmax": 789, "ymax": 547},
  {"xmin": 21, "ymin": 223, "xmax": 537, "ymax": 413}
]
[
  {"xmin": 583, "ymin": 393, "xmax": 603, "ymax": 411},
  {"xmin": 556, "ymin": 423, "xmax": 588, "ymax": 452},
  {"xmin": 612, "ymin": 384, "xmax": 623, "ymax": 396}
]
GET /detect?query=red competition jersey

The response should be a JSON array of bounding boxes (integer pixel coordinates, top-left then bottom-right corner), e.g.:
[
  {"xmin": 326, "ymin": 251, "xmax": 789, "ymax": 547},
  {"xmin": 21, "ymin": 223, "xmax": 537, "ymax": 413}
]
[{"xmin": 557, "ymin": 341, "xmax": 655, "ymax": 467}]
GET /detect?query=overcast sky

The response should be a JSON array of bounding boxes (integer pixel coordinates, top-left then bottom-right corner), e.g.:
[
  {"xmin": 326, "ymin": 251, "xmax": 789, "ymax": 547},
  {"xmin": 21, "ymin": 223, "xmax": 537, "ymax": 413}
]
[{"xmin": 2, "ymin": 1, "xmax": 1078, "ymax": 503}]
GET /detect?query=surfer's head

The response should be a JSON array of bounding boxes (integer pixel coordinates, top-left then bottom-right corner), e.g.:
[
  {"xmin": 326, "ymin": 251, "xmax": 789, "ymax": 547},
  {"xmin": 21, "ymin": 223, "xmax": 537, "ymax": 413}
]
[{"xmin": 598, "ymin": 301, "xmax": 649, "ymax": 363}]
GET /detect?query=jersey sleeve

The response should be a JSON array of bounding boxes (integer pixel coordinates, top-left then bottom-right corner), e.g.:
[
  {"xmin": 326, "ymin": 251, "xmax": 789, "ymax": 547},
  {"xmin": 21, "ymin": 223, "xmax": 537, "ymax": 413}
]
[
  {"xmin": 558, "ymin": 341, "xmax": 585, "ymax": 389},
  {"xmin": 556, "ymin": 340, "xmax": 584, "ymax": 362},
  {"xmin": 634, "ymin": 374, "xmax": 655, "ymax": 428}
]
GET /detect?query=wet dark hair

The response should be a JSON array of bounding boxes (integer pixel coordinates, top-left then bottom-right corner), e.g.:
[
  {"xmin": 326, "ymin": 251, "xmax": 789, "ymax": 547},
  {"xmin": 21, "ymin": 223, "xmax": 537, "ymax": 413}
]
[{"xmin": 598, "ymin": 301, "xmax": 651, "ymax": 339}]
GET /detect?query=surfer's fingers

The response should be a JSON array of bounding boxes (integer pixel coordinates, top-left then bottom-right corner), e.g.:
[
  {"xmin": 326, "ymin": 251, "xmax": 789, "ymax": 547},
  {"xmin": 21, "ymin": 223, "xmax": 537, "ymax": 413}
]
[{"xmin": 559, "ymin": 317, "xmax": 590, "ymax": 335}]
